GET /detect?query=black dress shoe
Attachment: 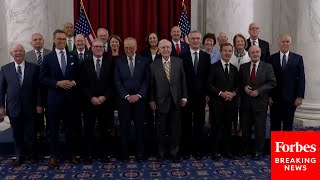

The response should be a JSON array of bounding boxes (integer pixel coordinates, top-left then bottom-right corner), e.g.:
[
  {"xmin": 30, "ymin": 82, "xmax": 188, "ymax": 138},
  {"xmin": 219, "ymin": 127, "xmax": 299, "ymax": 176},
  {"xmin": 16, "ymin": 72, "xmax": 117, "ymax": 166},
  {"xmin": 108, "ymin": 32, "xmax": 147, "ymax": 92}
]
[
  {"xmin": 157, "ymin": 155, "xmax": 165, "ymax": 162},
  {"xmin": 226, "ymin": 153, "xmax": 237, "ymax": 160},
  {"xmin": 13, "ymin": 156, "xmax": 25, "ymax": 166},
  {"xmin": 252, "ymin": 153, "xmax": 261, "ymax": 160},
  {"xmin": 48, "ymin": 158, "xmax": 58, "ymax": 167},
  {"xmin": 170, "ymin": 155, "xmax": 180, "ymax": 163},
  {"xmin": 30, "ymin": 155, "xmax": 39, "ymax": 164},
  {"xmin": 101, "ymin": 156, "xmax": 110, "ymax": 163},
  {"xmin": 119, "ymin": 156, "xmax": 129, "ymax": 162},
  {"xmin": 68, "ymin": 156, "xmax": 79, "ymax": 164},
  {"xmin": 182, "ymin": 154, "xmax": 190, "ymax": 160},
  {"xmin": 136, "ymin": 155, "xmax": 144, "ymax": 162},
  {"xmin": 84, "ymin": 156, "xmax": 93, "ymax": 164},
  {"xmin": 211, "ymin": 153, "xmax": 221, "ymax": 161},
  {"xmin": 194, "ymin": 152, "xmax": 203, "ymax": 160}
]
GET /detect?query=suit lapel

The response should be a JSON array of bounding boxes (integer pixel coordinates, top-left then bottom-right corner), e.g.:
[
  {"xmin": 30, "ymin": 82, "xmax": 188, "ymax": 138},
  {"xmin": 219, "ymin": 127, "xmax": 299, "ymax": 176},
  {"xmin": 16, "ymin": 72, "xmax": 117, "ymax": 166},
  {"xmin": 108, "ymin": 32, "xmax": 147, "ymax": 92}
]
[
  {"xmin": 88, "ymin": 58, "xmax": 97, "ymax": 79},
  {"xmin": 122, "ymin": 56, "xmax": 131, "ymax": 77},
  {"xmin": 22, "ymin": 62, "xmax": 31, "ymax": 87},
  {"xmin": 9, "ymin": 63, "xmax": 20, "ymax": 86}
]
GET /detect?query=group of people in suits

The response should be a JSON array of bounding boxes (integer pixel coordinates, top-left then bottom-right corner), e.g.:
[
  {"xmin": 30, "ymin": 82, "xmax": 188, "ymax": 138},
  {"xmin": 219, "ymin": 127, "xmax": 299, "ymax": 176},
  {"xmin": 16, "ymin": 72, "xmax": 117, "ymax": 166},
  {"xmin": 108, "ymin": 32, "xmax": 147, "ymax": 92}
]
[{"xmin": 0, "ymin": 21, "xmax": 305, "ymax": 166}]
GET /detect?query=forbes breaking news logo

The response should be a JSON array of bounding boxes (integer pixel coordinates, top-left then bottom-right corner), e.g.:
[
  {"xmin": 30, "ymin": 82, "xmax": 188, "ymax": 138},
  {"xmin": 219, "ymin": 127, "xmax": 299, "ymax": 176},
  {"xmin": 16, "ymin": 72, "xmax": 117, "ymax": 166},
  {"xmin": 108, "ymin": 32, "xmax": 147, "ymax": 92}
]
[{"xmin": 271, "ymin": 132, "xmax": 320, "ymax": 180}]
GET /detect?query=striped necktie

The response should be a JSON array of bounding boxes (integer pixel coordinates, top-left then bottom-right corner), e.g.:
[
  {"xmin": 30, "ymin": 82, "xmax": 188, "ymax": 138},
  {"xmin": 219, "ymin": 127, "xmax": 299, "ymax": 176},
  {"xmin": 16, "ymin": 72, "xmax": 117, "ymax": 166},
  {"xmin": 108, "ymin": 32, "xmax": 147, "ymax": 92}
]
[
  {"xmin": 37, "ymin": 51, "xmax": 42, "ymax": 65},
  {"xmin": 164, "ymin": 60, "xmax": 170, "ymax": 82},
  {"xmin": 16, "ymin": 65, "xmax": 22, "ymax": 86}
]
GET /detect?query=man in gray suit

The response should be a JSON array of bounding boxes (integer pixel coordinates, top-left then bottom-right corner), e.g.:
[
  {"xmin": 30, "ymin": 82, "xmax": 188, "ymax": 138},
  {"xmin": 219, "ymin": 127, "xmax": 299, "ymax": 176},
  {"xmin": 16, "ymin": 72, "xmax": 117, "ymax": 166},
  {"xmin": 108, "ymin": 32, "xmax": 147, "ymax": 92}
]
[
  {"xmin": 239, "ymin": 45, "xmax": 276, "ymax": 160},
  {"xmin": 149, "ymin": 39, "xmax": 188, "ymax": 162},
  {"xmin": 25, "ymin": 33, "xmax": 51, "ymax": 143},
  {"xmin": 25, "ymin": 33, "xmax": 51, "ymax": 65}
]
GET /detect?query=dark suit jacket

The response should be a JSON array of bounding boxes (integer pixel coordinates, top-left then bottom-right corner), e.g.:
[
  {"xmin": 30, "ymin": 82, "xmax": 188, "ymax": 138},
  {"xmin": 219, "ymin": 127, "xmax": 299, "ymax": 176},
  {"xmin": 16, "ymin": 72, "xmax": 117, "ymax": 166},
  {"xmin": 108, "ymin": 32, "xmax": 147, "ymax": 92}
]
[
  {"xmin": 39, "ymin": 50, "xmax": 79, "ymax": 105},
  {"xmin": 73, "ymin": 49, "xmax": 92, "ymax": 64},
  {"xmin": 150, "ymin": 56, "xmax": 188, "ymax": 113},
  {"xmin": 114, "ymin": 55, "xmax": 150, "ymax": 100},
  {"xmin": 208, "ymin": 60, "xmax": 239, "ymax": 107},
  {"xmin": 140, "ymin": 47, "xmax": 161, "ymax": 63},
  {"xmin": 239, "ymin": 61, "xmax": 276, "ymax": 111},
  {"xmin": 181, "ymin": 50, "xmax": 211, "ymax": 101},
  {"xmin": 0, "ymin": 61, "xmax": 41, "ymax": 117},
  {"xmin": 246, "ymin": 38, "xmax": 270, "ymax": 62},
  {"xmin": 79, "ymin": 54, "xmax": 113, "ymax": 102},
  {"xmin": 171, "ymin": 41, "xmax": 190, "ymax": 58},
  {"xmin": 269, "ymin": 52, "xmax": 305, "ymax": 104},
  {"xmin": 25, "ymin": 48, "xmax": 51, "ymax": 65}
]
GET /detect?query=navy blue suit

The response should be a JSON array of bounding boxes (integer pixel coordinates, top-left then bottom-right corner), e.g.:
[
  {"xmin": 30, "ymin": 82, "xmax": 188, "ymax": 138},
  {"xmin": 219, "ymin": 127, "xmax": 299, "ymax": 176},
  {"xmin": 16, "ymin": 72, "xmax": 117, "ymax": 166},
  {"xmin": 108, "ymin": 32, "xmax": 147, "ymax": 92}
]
[
  {"xmin": 180, "ymin": 50, "xmax": 211, "ymax": 155},
  {"xmin": 40, "ymin": 49, "xmax": 79, "ymax": 157},
  {"xmin": 269, "ymin": 52, "xmax": 305, "ymax": 131},
  {"xmin": 114, "ymin": 55, "xmax": 150, "ymax": 158},
  {"xmin": 0, "ymin": 61, "xmax": 41, "ymax": 156},
  {"xmin": 171, "ymin": 41, "xmax": 190, "ymax": 58}
]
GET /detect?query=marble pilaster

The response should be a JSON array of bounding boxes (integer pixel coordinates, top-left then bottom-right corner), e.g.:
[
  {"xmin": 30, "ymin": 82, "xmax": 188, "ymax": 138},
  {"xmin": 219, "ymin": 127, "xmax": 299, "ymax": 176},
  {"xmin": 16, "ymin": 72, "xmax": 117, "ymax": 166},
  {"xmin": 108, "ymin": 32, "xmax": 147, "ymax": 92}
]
[{"xmin": 294, "ymin": 0, "xmax": 320, "ymax": 126}]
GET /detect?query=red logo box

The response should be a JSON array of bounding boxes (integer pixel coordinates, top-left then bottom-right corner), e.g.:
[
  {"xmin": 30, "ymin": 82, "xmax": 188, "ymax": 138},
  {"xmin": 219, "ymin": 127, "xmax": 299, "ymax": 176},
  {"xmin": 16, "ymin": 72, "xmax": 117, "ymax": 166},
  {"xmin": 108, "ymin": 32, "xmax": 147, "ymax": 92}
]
[{"xmin": 271, "ymin": 131, "xmax": 320, "ymax": 180}]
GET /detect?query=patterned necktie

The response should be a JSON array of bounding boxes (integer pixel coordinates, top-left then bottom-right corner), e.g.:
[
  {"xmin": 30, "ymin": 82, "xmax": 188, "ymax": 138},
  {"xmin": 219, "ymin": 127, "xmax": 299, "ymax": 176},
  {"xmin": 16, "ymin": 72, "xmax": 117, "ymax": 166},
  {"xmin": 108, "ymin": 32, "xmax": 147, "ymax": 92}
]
[
  {"xmin": 175, "ymin": 43, "xmax": 181, "ymax": 56},
  {"xmin": 164, "ymin": 60, "xmax": 170, "ymax": 82},
  {"xmin": 96, "ymin": 59, "xmax": 101, "ymax": 78},
  {"xmin": 250, "ymin": 63, "xmax": 256, "ymax": 82},
  {"xmin": 282, "ymin": 54, "xmax": 287, "ymax": 70},
  {"xmin": 37, "ymin": 51, "xmax": 42, "ymax": 65},
  {"xmin": 16, "ymin": 65, "xmax": 22, "ymax": 86},
  {"xmin": 194, "ymin": 52, "xmax": 199, "ymax": 74},
  {"xmin": 60, "ymin": 51, "xmax": 66, "ymax": 76},
  {"xmin": 252, "ymin": 40, "xmax": 256, "ymax": 45},
  {"xmin": 224, "ymin": 63, "xmax": 229, "ymax": 77},
  {"xmin": 79, "ymin": 53, "xmax": 84, "ymax": 63},
  {"xmin": 129, "ymin": 58, "xmax": 134, "ymax": 76},
  {"xmin": 67, "ymin": 39, "xmax": 72, "ymax": 51}
]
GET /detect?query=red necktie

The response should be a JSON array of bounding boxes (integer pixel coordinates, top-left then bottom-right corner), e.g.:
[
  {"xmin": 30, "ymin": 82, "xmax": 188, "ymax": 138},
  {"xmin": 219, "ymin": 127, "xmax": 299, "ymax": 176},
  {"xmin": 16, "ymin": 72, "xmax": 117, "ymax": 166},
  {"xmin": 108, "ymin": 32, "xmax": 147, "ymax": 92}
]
[
  {"xmin": 175, "ymin": 43, "xmax": 181, "ymax": 56},
  {"xmin": 250, "ymin": 63, "xmax": 256, "ymax": 82}
]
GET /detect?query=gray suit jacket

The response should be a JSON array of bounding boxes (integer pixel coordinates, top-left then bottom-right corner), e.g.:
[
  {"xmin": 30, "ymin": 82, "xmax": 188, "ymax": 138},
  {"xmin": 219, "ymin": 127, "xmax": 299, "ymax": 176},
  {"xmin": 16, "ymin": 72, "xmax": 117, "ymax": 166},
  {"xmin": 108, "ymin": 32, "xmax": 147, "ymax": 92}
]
[
  {"xmin": 150, "ymin": 56, "xmax": 188, "ymax": 114},
  {"xmin": 239, "ymin": 61, "xmax": 276, "ymax": 111},
  {"xmin": 25, "ymin": 48, "xmax": 51, "ymax": 65}
]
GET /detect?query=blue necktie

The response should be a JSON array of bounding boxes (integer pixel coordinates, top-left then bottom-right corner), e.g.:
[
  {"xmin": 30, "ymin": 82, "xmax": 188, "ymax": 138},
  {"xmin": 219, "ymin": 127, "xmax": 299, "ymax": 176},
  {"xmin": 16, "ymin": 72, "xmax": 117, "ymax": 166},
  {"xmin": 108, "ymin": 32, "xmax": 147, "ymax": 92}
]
[
  {"xmin": 16, "ymin": 65, "xmax": 22, "ymax": 86},
  {"xmin": 60, "ymin": 51, "xmax": 66, "ymax": 76},
  {"xmin": 79, "ymin": 53, "xmax": 84, "ymax": 64},
  {"xmin": 96, "ymin": 59, "xmax": 101, "ymax": 78},
  {"xmin": 282, "ymin": 54, "xmax": 286, "ymax": 70},
  {"xmin": 129, "ymin": 58, "xmax": 134, "ymax": 76},
  {"xmin": 37, "ymin": 51, "xmax": 42, "ymax": 65}
]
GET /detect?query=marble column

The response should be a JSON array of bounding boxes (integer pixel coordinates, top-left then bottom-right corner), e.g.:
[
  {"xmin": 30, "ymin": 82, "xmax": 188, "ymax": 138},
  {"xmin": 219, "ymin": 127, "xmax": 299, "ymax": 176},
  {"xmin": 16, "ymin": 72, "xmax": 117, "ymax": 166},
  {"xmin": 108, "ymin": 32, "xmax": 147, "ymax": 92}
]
[
  {"xmin": 294, "ymin": 0, "xmax": 320, "ymax": 126},
  {"xmin": 5, "ymin": 0, "xmax": 49, "ymax": 60}
]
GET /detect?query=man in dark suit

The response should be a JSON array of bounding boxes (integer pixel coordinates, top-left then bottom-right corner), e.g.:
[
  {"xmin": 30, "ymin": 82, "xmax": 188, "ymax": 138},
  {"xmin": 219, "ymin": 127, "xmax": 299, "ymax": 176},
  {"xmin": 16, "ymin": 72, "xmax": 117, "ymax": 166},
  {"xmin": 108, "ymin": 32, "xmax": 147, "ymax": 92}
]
[
  {"xmin": 245, "ymin": 22, "xmax": 270, "ymax": 62},
  {"xmin": 149, "ymin": 39, "xmax": 188, "ymax": 162},
  {"xmin": 208, "ymin": 43, "xmax": 239, "ymax": 160},
  {"xmin": 79, "ymin": 39, "xmax": 113, "ymax": 164},
  {"xmin": 239, "ymin": 45, "xmax": 276, "ymax": 160},
  {"xmin": 170, "ymin": 26, "xmax": 190, "ymax": 58},
  {"xmin": 40, "ymin": 29, "xmax": 79, "ymax": 167},
  {"xmin": 25, "ymin": 33, "xmax": 51, "ymax": 143},
  {"xmin": 114, "ymin": 37, "xmax": 150, "ymax": 161},
  {"xmin": 0, "ymin": 43, "xmax": 42, "ymax": 166},
  {"xmin": 180, "ymin": 31, "xmax": 210, "ymax": 159},
  {"xmin": 73, "ymin": 34, "xmax": 92, "ymax": 64},
  {"xmin": 269, "ymin": 34, "xmax": 305, "ymax": 131},
  {"xmin": 97, "ymin": 28, "xmax": 110, "ymax": 53}
]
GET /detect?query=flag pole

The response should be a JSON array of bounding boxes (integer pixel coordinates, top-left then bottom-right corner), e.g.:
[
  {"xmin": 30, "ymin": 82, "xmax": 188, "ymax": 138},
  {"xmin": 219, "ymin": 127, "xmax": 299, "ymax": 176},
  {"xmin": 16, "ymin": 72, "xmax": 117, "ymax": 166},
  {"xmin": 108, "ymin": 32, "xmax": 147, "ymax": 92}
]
[
  {"xmin": 182, "ymin": 0, "xmax": 186, "ymax": 9},
  {"xmin": 79, "ymin": 0, "xmax": 96, "ymax": 38}
]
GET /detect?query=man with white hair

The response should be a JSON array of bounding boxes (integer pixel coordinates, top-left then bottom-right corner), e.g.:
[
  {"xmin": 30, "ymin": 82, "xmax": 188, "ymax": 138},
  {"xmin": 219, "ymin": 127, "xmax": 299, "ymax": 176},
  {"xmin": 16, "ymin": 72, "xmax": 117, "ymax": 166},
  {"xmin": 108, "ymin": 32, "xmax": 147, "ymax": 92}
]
[{"xmin": 0, "ymin": 43, "xmax": 42, "ymax": 166}]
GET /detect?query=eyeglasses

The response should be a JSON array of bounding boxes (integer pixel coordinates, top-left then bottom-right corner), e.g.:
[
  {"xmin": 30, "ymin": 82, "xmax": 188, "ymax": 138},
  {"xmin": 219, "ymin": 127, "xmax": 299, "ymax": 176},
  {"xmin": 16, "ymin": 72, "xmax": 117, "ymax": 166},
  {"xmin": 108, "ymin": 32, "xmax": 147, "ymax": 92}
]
[{"xmin": 56, "ymin": 38, "xmax": 67, "ymax": 41}]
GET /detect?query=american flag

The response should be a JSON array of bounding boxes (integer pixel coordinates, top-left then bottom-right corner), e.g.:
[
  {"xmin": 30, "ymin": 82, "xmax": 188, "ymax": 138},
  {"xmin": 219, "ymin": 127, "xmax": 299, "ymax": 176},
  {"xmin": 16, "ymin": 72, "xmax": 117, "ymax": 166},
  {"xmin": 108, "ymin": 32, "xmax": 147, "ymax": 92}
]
[
  {"xmin": 178, "ymin": 8, "xmax": 191, "ymax": 43},
  {"xmin": 75, "ymin": 7, "xmax": 96, "ymax": 48}
]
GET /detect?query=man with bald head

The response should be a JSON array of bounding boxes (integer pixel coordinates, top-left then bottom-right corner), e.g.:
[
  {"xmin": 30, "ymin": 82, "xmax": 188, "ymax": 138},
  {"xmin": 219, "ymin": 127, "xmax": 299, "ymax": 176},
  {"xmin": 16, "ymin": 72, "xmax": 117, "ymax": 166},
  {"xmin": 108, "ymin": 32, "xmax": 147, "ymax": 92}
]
[
  {"xmin": 170, "ymin": 26, "xmax": 189, "ymax": 57},
  {"xmin": 246, "ymin": 22, "xmax": 270, "ymax": 62},
  {"xmin": 269, "ymin": 34, "xmax": 305, "ymax": 131},
  {"xmin": 239, "ymin": 45, "xmax": 276, "ymax": 160},
  {"xmin": 0, "ymin": 43, "xmax": 42, "ymax": 165}
]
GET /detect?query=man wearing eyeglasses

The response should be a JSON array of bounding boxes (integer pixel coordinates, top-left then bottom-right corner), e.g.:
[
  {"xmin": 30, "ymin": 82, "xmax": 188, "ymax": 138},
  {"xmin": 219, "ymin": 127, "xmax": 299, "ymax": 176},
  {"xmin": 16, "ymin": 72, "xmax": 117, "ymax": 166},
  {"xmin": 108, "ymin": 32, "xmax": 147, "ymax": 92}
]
[
  {"xmin": 40, "ymin": 29, "xmax": 79, "ymax": 167},
  {"xmin": 79, "ymin": 39, "xmax": 113, "ymax": 164}
]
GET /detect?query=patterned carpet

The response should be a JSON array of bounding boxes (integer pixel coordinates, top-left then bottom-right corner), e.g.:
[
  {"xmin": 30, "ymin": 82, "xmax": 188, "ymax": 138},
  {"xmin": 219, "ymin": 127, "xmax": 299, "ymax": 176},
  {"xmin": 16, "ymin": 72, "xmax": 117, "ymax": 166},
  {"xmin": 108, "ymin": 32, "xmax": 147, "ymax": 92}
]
[
  {"xmin": 0, "ymin": 155, "xmax": 271, "ymax": 179},
  {"xmin": 0, "ymin": 124, "xmax": 319, "ymax": 179}
]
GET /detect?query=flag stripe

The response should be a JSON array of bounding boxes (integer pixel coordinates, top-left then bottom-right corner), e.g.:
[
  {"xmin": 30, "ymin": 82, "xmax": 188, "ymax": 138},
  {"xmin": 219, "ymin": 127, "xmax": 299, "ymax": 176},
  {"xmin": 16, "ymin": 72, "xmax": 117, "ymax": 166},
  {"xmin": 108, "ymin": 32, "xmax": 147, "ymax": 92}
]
[
  {"xmin": 178, "ymin": 8, "xmax": 191, "ymax": 43},
  {"xmin": 75, "ymin": 7, "xmax": 96, "ymax": 48}
]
